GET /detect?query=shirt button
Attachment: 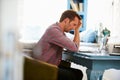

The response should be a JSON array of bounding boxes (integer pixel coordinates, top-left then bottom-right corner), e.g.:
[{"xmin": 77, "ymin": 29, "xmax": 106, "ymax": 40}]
[{"xmin": 59, "ymin": 59, "xmax": 61, "ymax": 62}]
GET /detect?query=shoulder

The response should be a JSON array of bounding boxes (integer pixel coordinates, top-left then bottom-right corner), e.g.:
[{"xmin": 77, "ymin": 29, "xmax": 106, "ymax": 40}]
[{"xmin": 47, "ymin": 23, "xmax": 62, "ymax": 34}]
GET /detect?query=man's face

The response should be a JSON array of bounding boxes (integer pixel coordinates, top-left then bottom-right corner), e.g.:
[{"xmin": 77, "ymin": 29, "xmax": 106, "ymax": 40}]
[{"xmin": 64, "ymin": 17, "xmax": 82, "ymax": 32}]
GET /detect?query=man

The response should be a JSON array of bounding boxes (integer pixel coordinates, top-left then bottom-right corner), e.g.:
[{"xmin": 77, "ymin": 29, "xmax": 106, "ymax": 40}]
[{"xmin": 33, "ymin": 10, "xmax": 83, "ymax": 80}]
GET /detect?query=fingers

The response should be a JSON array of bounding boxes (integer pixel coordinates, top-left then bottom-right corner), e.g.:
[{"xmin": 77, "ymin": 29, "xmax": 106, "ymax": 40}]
[{"xmin": 75, "ymin": 21, "xmax": 81, "ymax": 30}]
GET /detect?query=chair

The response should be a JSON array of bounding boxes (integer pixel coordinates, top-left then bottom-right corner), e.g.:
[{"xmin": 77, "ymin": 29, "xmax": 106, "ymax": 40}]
[{"xmin": 23, "ymin": 56, "xmax": 58, "ymax": 80}]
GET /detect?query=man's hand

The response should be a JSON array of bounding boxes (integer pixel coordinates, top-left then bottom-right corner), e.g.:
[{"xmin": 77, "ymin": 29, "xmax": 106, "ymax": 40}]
[
  {"xmin": 73, "ymin": 20, "xmax": 82, "ymax": 49},
  {"xmin": 75, "ymin": 20, "xmax": 82, "ymax": 31}
]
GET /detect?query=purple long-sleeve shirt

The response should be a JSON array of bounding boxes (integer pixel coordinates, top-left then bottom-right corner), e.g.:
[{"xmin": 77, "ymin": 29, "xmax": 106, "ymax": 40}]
[{"xmin": 33, "ymin": 22, "xmax": 79, "ymax": 66}]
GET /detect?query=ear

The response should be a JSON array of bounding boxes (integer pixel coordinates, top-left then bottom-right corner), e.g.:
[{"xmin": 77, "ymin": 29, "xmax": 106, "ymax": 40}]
[{"xmin": 64, "ymin": 18, "xmax": 70, "ymax": 24}]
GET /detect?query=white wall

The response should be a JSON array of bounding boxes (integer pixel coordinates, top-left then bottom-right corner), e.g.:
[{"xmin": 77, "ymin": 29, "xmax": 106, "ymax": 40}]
[
  {"xmin": 87, "ymin": 0, "xmax": 113, "ymax": 30},
  {"xmin": 112, "ymin": 0, "xmax": 120, "ymax": 37},
  {"xmin": 87, "ymin": 0, "xmax": 120, "ymax": 38},
  {"xmin": 20, "ymin": 0, "xmax": 67, "ymax": 42},
  {"xmin": 23, "ymin": 0, "xmax": 67, "ymax": 27}
]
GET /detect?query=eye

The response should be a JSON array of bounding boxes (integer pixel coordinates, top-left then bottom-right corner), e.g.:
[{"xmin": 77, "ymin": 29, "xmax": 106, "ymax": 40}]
[{"xmin": 73, "ymin": 24, "xmax": 77, "ymax": 26}]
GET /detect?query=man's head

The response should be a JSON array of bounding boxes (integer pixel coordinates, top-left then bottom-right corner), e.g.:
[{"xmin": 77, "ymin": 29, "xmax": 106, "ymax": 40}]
[
  {"xmin": 59, "ymin": 10, "xmax": 81, "ymax": 22},
  {"xmin": 59, "ymin": 10, "xmax": 82, "ymax": 32}
]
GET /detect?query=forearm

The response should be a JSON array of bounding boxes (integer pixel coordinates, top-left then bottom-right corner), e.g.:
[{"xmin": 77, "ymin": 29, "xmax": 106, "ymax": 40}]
[
  {"xmin": 73, "ymin": 19, "xmax": 82, "ymax": 49},
  {"xmin": 73, "ymin": 29, "xmax": 80, "ymax": 47}
]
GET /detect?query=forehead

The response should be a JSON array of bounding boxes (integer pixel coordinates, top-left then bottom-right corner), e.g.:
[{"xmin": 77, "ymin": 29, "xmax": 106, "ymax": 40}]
[
  {"xmin": 71, "ymin": 17, "xmax": 79, "ymax": 23},
  {"xmin": 73, "ymin": 17, "xmax": 82, "ymax": 23},
  {"xmin": 74, "ymin": 17, "xmax": 79, "ymax": 21}
]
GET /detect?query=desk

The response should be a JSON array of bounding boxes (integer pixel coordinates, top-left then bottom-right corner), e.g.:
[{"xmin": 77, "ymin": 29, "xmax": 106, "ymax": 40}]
[{"xmin": 63, "ymin": 52, "xmax": 120, "ymax": 80}]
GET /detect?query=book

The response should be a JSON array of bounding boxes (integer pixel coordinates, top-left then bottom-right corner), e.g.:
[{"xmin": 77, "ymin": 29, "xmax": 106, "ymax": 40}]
[
  {"xmin": 79, "ymin": 3, "xmax": 83, "ymax": 12},
  {"xmin": 70, "ymin": 0, "xmax": 79, "ymax": 12}
]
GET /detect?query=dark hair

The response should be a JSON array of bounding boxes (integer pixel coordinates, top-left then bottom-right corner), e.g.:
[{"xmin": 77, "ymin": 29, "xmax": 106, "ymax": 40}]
[{"xmin": 59, "ymin": 10, "xmax": 82, "ymax": 22}]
